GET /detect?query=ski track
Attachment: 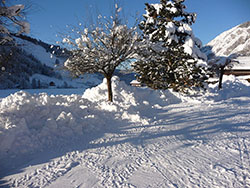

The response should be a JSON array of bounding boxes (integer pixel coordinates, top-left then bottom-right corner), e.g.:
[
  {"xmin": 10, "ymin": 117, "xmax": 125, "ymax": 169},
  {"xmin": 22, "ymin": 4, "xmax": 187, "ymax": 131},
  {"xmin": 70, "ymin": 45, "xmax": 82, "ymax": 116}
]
[{"xmin": 1, "ymin": 100, "xmax": 250, "ymax": 188}]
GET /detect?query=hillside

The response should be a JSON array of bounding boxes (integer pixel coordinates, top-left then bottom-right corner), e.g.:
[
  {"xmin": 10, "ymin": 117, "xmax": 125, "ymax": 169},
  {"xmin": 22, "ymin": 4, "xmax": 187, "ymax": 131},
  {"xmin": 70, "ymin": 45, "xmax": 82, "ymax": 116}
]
[
  {"xmin": 0, "ymin": 35, "xmax": 102, "ymax": 89},
  {"xmin": 202, "ymin": 21, "xmax": 250, "ymax": 59}
]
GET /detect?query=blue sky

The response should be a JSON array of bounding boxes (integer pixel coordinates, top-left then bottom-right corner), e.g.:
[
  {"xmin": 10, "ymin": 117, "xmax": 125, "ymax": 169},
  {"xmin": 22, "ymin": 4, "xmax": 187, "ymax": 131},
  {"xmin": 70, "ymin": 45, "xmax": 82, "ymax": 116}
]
[{"xmin": 20, "ymin": 0, "xmax": 250, "ymax": 45}]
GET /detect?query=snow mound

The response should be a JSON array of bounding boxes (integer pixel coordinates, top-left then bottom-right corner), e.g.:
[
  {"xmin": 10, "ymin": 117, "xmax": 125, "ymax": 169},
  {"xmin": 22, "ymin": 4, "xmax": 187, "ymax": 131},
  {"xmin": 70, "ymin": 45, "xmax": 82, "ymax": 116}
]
[
  {"xmin": 0, "ymin": 77, "xmax": 183, "ymax": 166},
  {"xmin": 83, "ymin": 76, "xmax": 182, "ymax": 109},
  {"xmin": 2, "ymin": 75, "xmax": 249, "ymax": 170},
  {"xmin": 0, "ymin": 92, "xmax": 87, "ymax": 163},
  {"xmin": 205, "ymin": 75, "xmax": 250, "ymax": 101}
]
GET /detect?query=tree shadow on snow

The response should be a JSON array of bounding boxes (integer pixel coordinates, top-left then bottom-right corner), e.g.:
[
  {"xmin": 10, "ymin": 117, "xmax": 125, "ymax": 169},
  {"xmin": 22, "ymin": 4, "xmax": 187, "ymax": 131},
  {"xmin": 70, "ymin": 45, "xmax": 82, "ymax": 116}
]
[
  {"xmin": 1, "ymin": 100, "xmax": 250, "ymax": 187},
  {"xmin": 84, "ymin": 103, "xmax": 250, "ymax": 151}
]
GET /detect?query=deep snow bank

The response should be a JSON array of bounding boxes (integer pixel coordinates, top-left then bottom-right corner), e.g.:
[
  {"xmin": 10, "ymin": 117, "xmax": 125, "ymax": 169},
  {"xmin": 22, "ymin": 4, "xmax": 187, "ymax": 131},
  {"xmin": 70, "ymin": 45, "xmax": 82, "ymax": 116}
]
[
  {"xmin": 0, "ymin": 77, "xmax": 181, "ymax": 169},
  {"xmin": 1, "ymin": 75, "xmax": 250, "ymax": 171},
  {"xmin": 83, "ymin": 76, "xmax": 182, "ymax": 110},
  {"xmin": 205, "ymin": 75, "xmax": 250, "ymax": 101}
]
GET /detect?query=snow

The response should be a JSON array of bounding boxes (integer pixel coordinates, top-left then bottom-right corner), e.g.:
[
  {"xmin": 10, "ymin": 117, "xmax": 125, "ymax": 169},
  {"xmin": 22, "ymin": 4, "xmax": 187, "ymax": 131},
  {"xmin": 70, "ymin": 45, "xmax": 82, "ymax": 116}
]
[
  {"xmin": 165, "ymin": 22, "xmax": 176, "ymax": 39},
  {"xmin": 215, "ymin": 56, "xmax": 228, "ymax": 66},
  {"xmin": 0, "ymin": 76, "xmax": 250, "ymax": 187},
  {"xmin": 177, "ymin": 23, "xmax": 192, "ymax": 35},
  {"xmin": 64, "ymin": 20, "xmax": 138, "ymax": 79},
  {"xmin": 204, "ymin": 75, "xmax": 250, "ymax": 101},
  {"xmin": 14, "ymin": 37, "xmax": 59, "ymax": 68},
  {"xmin": 0, "ymin": 3, "xmax": 29, "ymax": 44},
  {"xmin": 0, "ymin": 88, "xmax": 85, "ymax": 98},
  {"xmin": 151, "ymin": 4, "xmax": 163, "ymax": 15},
  {"xmin": 141, "ymin": 1, "xmax": 208, "ymax": 69},
  {"xmin": 231, "ymin": 56, "xmax": 250, "ymax": 70},
  {"xmin": 6, "ymin": 5, "xmax": 24, "ymax": 16},
  {"xmin": 30, "ymin": 73, "xmax": 102, "ymax": 89},
  {"xmin": 206, "ymin": 21, "xmax": 250, "ymax": 57}
]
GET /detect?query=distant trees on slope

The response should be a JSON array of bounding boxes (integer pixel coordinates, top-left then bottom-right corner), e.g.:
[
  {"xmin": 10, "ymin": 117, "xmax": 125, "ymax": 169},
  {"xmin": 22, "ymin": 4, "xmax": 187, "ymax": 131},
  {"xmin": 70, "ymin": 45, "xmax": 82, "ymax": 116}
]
[
  {"xmin": 0, "ymin": 46, "xmax": 62, "ymax": 89},
  {"xmin": 15, "ymin": 34, "xmax": 69, "ymax": 57}
]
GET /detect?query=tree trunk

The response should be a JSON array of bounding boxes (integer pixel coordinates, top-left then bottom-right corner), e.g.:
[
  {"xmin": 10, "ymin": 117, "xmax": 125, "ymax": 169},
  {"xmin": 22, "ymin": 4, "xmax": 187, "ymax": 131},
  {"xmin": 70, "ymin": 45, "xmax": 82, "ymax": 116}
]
[
  {"xmin": 218, "ymin": 66, "xmax": 224, "ymax": 90},
  {"xmin": 106, "ymin": 75, "xmax": 113, "ymax": 102}
]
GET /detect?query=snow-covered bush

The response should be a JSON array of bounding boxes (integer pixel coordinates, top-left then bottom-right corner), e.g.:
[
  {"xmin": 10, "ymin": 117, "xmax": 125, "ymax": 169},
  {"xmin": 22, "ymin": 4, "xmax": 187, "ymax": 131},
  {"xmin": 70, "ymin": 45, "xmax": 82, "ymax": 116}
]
[{"xmin": 133, "ymin": 0, "xmax": 208, "ymax": 93}]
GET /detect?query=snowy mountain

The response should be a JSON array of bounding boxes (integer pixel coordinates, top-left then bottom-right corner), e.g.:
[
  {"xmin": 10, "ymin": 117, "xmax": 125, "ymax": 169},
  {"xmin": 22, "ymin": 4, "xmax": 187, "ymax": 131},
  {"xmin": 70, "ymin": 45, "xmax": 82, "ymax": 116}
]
[
  {"xmin": 202, "ymin": 21, "xmax": 250, "ymax": 59},
  {"xmin": 0, "ymin": 35, "xmax": 102, "ymax": 89}
]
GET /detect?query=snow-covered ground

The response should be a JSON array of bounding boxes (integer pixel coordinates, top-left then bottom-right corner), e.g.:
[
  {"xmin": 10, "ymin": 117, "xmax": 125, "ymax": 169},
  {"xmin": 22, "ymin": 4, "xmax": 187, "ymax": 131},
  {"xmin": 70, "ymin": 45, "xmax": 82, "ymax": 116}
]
[{"xmin": 0, "ymin": 76, "xmax": 250, "ymax": 188}]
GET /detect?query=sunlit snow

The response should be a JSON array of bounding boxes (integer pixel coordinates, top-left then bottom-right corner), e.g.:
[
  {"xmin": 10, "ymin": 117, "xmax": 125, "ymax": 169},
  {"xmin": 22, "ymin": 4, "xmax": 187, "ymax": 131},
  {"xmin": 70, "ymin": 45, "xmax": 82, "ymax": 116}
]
[{"xmin": 0, "ymin": 76, "xmax": 250, "ymax": 187}]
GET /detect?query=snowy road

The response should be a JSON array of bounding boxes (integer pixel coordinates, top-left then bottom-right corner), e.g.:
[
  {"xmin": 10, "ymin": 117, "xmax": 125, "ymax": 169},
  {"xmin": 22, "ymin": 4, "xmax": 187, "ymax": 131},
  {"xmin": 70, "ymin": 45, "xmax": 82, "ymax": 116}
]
[{"xmin": 1, "ymin": 97, "xmax": 250, "ymax": 188}]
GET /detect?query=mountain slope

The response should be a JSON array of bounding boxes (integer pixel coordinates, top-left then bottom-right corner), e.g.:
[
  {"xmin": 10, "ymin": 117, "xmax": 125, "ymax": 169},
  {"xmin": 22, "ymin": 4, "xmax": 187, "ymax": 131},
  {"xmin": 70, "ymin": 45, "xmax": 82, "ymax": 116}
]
[
  {"xmin": 202, "ymin": 21, "xmax": 250, "ymax": 59},
  {"xmin": 0, "ymin": 35, "xmax": 102, "ymax": 89}
]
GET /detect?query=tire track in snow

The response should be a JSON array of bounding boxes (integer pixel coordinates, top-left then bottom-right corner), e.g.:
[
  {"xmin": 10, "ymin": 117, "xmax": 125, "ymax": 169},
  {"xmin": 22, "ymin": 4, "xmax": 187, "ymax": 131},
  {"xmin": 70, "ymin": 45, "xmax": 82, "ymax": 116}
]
[
  {"xmin": 201, "ymin": 133, "xmax": 249, "ymax": 188},
  {"xmin": 140, "ymin": 141, "xmax": 219, "ymax": 188},
  {"xmin": 142, "ymin": 147, "xmax": 181, "ymax": 188}
]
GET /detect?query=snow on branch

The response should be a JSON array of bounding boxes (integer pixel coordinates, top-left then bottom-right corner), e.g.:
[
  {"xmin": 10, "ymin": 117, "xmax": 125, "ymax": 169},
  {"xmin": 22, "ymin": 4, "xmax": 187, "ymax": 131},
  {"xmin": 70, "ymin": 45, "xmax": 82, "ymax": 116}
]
[
  {"xmin": 208, "ymin": 54, "xmax": 239, "ymax": 68},
  {"xmin": 140, "ymin": 0, "xmax": 207, "ymax": 65},
  {"xmin": 0, "ymin": 2, "xmax": 30, "ymax": 45},
  {"xmin": 61, "ymin": 3, "xmax": 139, "ymax": 101},
  {"xmin": 63, "ymin": 19, "xmax": 139, "ymax": 77}
]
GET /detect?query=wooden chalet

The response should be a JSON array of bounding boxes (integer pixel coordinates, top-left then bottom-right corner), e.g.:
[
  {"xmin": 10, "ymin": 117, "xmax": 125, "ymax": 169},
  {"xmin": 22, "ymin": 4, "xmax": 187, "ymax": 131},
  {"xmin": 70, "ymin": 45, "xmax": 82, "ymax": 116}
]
[
  {"xmin": 224, "ymin": 56, "xmax": 250, "ymax": 76},
  {"xmin": 130, "ymin": 80, "xmax": 143, "ymax": 87}
]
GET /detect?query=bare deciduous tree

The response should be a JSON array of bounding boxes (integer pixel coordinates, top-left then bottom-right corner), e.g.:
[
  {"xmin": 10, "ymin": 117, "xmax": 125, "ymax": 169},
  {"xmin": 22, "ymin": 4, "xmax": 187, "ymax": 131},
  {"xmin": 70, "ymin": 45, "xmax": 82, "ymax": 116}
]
[{"xmin": 63, "ymin": 5, "xmax": 139, "ymax": 102}]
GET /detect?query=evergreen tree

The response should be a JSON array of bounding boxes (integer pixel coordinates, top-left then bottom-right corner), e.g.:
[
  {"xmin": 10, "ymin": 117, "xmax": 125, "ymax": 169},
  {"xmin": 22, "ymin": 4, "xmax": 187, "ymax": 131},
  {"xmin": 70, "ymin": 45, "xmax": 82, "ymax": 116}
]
[{"xmin": 133, "ymin": 0, "xmax": 207, "ymax": 92}]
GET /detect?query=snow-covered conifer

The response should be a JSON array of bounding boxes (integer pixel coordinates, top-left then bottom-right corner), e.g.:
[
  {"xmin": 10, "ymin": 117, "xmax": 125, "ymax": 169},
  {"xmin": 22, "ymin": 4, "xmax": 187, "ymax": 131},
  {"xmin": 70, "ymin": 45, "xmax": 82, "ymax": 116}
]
[
  {"xmin": 63, "ymin": 5, "xmax": 139, "ymax": 102},
  {"xmin": 133, "ymin": 0, "xmax": 207, "ymax": 92}
]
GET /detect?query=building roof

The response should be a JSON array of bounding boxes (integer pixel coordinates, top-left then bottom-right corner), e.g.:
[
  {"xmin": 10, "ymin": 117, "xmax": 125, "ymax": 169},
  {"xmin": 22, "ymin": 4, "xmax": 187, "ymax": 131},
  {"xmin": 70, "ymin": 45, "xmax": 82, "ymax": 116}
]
[{"xmin": 228, "ymin": 56, "xmax": 250, "ymax": 70}]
